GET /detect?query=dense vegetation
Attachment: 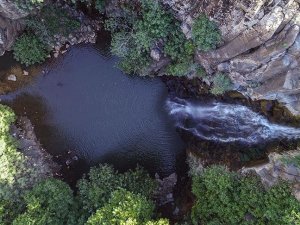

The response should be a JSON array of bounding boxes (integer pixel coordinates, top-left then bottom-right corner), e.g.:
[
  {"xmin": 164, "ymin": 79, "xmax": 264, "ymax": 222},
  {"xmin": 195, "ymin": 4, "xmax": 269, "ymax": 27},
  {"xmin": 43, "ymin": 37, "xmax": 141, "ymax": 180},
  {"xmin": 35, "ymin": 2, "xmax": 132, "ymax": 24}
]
[
  {"xmin": 0, "ymin": 100, "xmax": 299, "ymax": 224},
  {"xmin": 0, "ymin": 106, "xmax": 166, "ymax": 224},
  {"xmin": 13, "ymin": 0, "xmax": 230, "ymax": 95},
  {"xmin": 105, "ymin": 0, "xmax": 221, "ymax": 78},
  {"xmin": 16, "ymin": 0, "xmax": 44, "ymax": 11},
  {"xmin": 191, "ymin": 166, "xmax": 300, "ymax": 224},
  {"xmin": 210, "ymin": 73, "xmax": 232, "ymax": 95},
  {"xmin": 13, "ymin": 34, "xmax": 50, "ymax": 66},
  {"xmin": 13, "ymin": 4, "xmax": 80, "ymax": 66}
]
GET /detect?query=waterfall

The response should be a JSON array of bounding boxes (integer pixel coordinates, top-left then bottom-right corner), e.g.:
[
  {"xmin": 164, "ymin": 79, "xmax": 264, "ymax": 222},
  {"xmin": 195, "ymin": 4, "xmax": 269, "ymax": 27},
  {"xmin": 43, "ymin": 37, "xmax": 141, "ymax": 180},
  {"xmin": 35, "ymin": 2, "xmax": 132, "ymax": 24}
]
[{"xmin": 166, "ymin": 97, "xmax": 300, "ymax": 144}]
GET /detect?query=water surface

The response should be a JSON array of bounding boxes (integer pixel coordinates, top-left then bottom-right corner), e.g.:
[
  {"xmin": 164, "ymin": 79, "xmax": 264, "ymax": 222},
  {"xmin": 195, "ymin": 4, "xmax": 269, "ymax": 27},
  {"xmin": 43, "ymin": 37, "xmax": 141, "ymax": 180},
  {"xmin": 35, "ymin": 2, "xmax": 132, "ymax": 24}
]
[{"xmin": 1, "ymin": 42, "xmax": 185, "ymax": 178}]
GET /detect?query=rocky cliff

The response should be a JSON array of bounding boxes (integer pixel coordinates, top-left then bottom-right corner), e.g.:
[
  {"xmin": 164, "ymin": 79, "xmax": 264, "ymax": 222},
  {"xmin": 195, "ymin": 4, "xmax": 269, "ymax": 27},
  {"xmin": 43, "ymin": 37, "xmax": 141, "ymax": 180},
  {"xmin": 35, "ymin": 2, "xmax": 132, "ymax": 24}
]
[
  {"xmin": 164, "ymin": 0, "xmax": 300, "ymax": 116},
  {"xmin": 0, "ymin": 0, "xmax": 27, "ymax": 56}
]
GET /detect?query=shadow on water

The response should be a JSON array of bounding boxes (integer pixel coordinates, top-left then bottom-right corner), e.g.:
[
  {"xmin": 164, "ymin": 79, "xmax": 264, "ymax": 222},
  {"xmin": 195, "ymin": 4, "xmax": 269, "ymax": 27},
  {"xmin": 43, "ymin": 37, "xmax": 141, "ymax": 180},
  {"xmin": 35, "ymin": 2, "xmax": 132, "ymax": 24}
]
[{"xmin": 0, "ymin": 30, "xmax": 186, "ymax": 185}]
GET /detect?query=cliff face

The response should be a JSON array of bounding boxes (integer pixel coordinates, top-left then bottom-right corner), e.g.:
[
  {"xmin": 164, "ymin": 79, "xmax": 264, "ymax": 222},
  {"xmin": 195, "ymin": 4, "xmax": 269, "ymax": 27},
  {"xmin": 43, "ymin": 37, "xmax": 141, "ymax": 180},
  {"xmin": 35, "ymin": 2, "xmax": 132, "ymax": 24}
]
[
  {"xmin": 0, "ymin": 0, "xmax": 27, "ymax": 56},
  {"xmin": 165, "ymin": 0, "xmax": 300, "ymax": 116}
]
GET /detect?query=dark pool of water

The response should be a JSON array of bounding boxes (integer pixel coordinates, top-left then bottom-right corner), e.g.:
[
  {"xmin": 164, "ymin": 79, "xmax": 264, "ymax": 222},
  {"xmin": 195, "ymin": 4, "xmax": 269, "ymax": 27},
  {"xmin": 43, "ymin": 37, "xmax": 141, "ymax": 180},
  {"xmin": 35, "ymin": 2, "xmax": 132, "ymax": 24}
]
[{"xmin": 0, "ymin": 34, "xmax": 185, "ymax": 181}]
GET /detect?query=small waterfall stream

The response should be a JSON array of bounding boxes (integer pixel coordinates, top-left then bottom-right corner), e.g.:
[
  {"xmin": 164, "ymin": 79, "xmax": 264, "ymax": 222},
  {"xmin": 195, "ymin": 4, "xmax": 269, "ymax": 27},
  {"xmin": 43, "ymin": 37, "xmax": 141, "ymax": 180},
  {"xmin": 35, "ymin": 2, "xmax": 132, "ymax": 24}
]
[{"xmin": 166, "ymin": 97, "xmax": 300, "ymax": 144}]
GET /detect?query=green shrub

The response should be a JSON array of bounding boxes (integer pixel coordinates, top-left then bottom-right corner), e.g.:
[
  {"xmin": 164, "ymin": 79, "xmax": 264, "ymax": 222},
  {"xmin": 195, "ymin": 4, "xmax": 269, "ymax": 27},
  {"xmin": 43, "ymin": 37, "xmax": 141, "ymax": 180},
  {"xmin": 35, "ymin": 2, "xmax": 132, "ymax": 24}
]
[
  {"xmin": 107, "ymin": 0, "xmax": 175, "ymax": 75},
  {"xmin": 13, "ymin": 34, "xmax": 49, "ymax": 66},
  {"xmin": 192, "ymin": 14, "xmax": 221, "ymax": 51},
  {"xmin": 263, "ymin": 182, "xmax": 300, "ymax": 224},
  {"xmin": 210, "ymin": 73, "xmax": 232, "ymax": 95},
  {"xmin": 77, "ymin": 164, "xmax": 157, "ymax": 217},
  {"xmin": 86, "ymin": 189, "xmax": 154, "ymax": 224},
  {"xmin": 26, "ymin": 6, "xmax": 80, "ymax": 44},
  {"xmin": 16, "ymin": 0, "xmax": 44, "ymax": 11},
  {"xmin": 86, "ymin": 189, "xmax": 168, "ymax": 225},
  {"xmin": 166, "ymin": 61, "xmax": 191, "ymax": 77},
  {"xmin": 281, "ymin": 155, "xmax": 300, "ymax": 167},
  {"xmin": 164, "ymin": 29, "xmax": 195, "ymax": 62},
  {"xmin": 71, "ymin": 0, "xmax": 105, "ymax": 12},
  {"xmin": 0, "ymin": 105, "xmax": 44, "ymax": 201},
  {"xmin": 191, "ymin": 165, "xmax": 300, "ymax": 225},
  {"xmin": 13, "ymin": 179, "xmax": 78, "ymax": 225},
  {"xmin": 0, "ymin": 200, "xmax": 23, "ymax": 225}
]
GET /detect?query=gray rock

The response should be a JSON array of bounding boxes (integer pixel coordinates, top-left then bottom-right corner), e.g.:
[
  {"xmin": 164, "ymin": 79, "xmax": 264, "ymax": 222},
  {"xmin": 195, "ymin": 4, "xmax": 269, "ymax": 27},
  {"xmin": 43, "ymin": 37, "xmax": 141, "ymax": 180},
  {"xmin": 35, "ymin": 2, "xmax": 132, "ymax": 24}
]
[
  {"xmin": 23, "ymin": 70, "xmax": 29, "ymax": 76},
  {"xmin": 7, "ymin": 74, "xmax": 16, "ymax": 81},
  {"xmin": 242, "ymin": 149, "xmax": 300, "ymax": 201},
  {"xmin": 150, "ymin": 48, "xmax": 162, "ymax": 61}
]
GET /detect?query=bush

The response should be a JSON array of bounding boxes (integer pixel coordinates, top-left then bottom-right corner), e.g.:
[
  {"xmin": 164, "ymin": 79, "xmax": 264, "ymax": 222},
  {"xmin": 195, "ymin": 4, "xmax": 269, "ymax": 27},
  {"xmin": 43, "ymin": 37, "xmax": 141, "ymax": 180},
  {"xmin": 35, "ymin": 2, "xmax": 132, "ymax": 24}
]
[
  {"xmin": 210, "ymin": 73, "xmax": 232, "ymax": 95},
  {"xmin": 107, "ymin": 0, "xmax": 175, "ymax": 75},
  {"xmin": 0, "ymin": 105, "xmax": 43, "ymax": 201},
  {"xmin": 0, "ymin": 200, "xmax": 23, "ymax": 225},
  {"xmin": 77, "ymin": 164, "xmax": 157, "ymax": 217},
  {"xmin": 13, "ymin": 179, "xmax": 78, "ymax": 225},
  {"xmin": 71, "ymin": 0, "xmax": 105, "ymax": 12},
  {"xmin": 13, "ymin": 34, "xmax": 49, "ymax": 66},
  {"xmin": 86, "ymin": 189, "xmax": 168, "ymax": 225},
  {"xmin": 192, "ymin": 14, "xmax": 221, "ymax": 51},
  {"xmin": 26, "ymin": 6, "xmax": 80, "ymax": 44},
  {"xmin": 166, "ymin": 61, "xmax": 191, "ymax": 77},
  {"xmin": 191, "ymin": 166, "xmax": 300, "ymax": 224},
  {"xmin": 16, "ymin": 0, "xmax": 44, "ymax": 11}
]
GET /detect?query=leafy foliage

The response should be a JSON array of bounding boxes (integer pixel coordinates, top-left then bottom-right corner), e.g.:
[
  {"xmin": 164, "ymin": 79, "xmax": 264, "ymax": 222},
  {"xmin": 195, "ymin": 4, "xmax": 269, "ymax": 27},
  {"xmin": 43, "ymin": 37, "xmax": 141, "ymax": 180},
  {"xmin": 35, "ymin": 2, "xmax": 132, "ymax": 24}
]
[
  {"xmin": 210, "ymin": 73, "xmax": 232, "ymax": 95},
  {"xmin": 16, "ymin": 0, "xmax": 44, "ymax": 11},
  {"xmin": 107, "ymin": 0, "xmax": 174, "ymax": 75},
  {"xmin": 281, "ymin": 155, "xmax": 300, "ymax": 167},
  {"xmin": 192, "ymin": 14, "xmax": 221, "ymax": 51},
  {"xmin": 77, "ymin": 164, "xmax": 157, "ymax": 217},
  {"xmin": 107, "ymin": 1, "xmax": 218, "ymax": 77},
  {"xmin": 191, "ymin": 165, "xmax": 300, "ymax": 225},
  {"xmin": 86, "ymin": 189, "xmax": 156, "ymax": 225},
  {"xmin": 13, "ymin": 179, "xmax": 77, "ymax": 225},
  {"xmin": 26, "ymin": 6, "xmax": 80, "ymax": 45},
  {"xmin": 13, "ymin": 34, "xmax": 49, "ymax": 66},
  {"xmin": 71, "ymin": 0, "xmax": 106, "ymax": 12},
  {"xmin": 0, "ymin": 105, "xmax": 44, "ymax": 201},
  {"xmin": 0, "ymin": 104, "xmax": 51, "ymax": 224},
  {"xmin": 107, "ymin": 0, "xmax": 197, "ymax": 76}
]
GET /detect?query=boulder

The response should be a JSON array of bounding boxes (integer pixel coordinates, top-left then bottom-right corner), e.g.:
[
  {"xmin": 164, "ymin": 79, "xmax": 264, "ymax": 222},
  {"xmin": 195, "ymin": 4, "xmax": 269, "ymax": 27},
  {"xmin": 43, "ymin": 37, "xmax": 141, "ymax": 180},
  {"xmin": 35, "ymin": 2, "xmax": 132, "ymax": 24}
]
[
  {"xmin": 7, "ymin": 74, "xmax": 16, "ymax": 81},
  {"xmin": 242, "ymin": 149, "xmax": 300, "ymax": 201},
  {"xmin": 23, "ymin": 70, "xmax": 29, "ymax": 76}
]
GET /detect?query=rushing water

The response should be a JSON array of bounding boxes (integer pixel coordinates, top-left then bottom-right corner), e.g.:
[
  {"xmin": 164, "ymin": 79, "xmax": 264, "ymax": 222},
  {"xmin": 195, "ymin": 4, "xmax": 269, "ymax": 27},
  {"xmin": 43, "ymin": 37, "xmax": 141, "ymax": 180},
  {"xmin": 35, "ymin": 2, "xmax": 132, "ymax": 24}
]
[
  {"xmin": 0, "ymin": 38, "xmax": 185, "ymax": 178},
  {"xmin": 166, "ymin": 97, "xmax": 300, "ymax": 144}
]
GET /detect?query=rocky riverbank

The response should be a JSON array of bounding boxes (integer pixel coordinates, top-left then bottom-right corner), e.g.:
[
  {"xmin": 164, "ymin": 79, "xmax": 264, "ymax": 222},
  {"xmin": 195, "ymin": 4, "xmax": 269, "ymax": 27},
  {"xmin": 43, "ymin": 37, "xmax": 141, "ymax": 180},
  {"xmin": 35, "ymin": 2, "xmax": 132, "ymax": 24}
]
[{"xmin": 11, "ymin": 116, "xmax": 60, "ymax": 178}]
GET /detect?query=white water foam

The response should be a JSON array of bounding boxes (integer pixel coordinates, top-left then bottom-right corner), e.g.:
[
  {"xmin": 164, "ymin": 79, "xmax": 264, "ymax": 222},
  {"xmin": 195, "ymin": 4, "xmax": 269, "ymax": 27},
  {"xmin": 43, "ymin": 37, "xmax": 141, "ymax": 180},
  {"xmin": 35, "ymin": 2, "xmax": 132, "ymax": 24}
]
[{"xmin": 166, "ymin": 97, "xmax": 300, "ymax": 144}]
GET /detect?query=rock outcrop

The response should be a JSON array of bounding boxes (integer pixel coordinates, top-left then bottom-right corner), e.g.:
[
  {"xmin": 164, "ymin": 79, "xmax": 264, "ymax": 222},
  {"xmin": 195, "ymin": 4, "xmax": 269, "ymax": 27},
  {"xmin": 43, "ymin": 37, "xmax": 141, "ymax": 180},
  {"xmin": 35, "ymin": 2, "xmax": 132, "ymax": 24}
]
[
  {"xmin": 164, "ymin": 0, "xmax": 300, "ymax": 116},
  {"xmin": 242, "ymin": 149, "xmax": 300, "ymax": 200},
  {"xmin": 0, "ymin": 0, "xmax": 27, "ymax": 56}
]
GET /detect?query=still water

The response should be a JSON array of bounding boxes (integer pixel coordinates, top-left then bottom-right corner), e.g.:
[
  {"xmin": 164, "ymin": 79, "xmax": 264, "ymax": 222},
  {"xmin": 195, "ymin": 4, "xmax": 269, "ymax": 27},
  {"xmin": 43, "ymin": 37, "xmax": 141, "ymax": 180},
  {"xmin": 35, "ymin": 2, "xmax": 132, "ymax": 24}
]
[{"xmin": 0, "ymin": 35, "xmax": 185, "ymax": 179}]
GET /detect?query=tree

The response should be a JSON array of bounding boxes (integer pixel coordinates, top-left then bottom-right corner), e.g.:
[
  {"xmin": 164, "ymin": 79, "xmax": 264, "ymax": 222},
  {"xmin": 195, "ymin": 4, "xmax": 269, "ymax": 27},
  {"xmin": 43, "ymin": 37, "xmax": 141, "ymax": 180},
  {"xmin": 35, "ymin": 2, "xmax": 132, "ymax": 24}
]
[
  {"xmin": 77, "ymin": 164, "xmax": 157, "ymax": 218},
  {"xmin": 13, "ymin": 179, "xmax": 78, "ymax": 225},
  {"xmin": 86, "ymin": 189, "xmax": 168, "ymax": 225}
]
